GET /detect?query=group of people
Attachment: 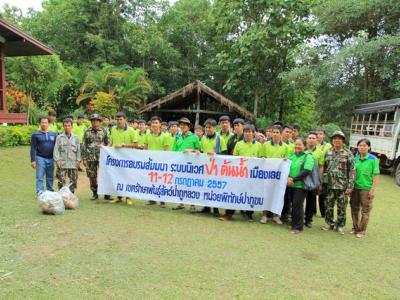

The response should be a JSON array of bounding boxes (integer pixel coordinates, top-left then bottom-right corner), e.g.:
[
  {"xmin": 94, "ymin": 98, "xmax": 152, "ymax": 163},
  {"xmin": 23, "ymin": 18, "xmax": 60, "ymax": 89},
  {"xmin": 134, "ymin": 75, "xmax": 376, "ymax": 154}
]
[{"xmin": 30, "ymin": 111, "xmax": 379, "ymax": 238}]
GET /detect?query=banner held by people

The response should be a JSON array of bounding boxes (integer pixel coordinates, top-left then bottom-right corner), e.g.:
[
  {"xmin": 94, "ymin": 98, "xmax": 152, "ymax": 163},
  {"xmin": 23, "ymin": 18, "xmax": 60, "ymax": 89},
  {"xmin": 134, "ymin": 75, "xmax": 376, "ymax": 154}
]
[{"xmin": 98, "ymin": 146, "xmax": 291, "ymax": 213}]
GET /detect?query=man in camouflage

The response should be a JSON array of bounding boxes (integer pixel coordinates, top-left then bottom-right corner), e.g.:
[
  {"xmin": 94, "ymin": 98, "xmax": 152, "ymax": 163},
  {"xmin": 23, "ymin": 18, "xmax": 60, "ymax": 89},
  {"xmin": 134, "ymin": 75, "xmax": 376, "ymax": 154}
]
[
  {"xmin": 53, "ymin": 118, "xmax": 81, "ymax": 193},
  {"xmin": 322, "ymin": 131, "xmax": 355, "ymax": 234},
  {"xmin": 82, "ymin": 114, "xmax": 110, "ymax": 200}
]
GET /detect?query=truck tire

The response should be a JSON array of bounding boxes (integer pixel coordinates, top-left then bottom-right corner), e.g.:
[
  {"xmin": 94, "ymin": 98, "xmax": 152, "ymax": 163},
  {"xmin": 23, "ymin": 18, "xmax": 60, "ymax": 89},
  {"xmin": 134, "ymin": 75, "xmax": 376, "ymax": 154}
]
[{"xmin": 396, "ymin": 162, "xmax": 400, "ymax": 187}]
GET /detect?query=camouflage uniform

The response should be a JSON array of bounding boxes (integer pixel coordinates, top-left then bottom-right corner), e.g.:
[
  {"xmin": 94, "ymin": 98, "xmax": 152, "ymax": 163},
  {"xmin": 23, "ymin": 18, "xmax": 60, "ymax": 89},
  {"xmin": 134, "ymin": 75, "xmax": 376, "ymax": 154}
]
[
  {"xmin": 57, "ymin": 168, "xmax": 78, "ymax": 192},
  {"xmin": 53, "ymin": 132, "xmax": 81, "ymax": 193},
  {"xmin": 81, "ymin": 126, "xmax": 109, "ymax": 195},
  {"xmin": 323, "ymin": 148, "xmax": 355, "ymax": 228}
]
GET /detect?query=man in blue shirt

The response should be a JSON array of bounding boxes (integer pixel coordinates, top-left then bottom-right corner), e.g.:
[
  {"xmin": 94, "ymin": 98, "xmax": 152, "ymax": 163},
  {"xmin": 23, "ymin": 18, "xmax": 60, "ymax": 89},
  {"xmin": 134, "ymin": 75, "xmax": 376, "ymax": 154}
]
[{"xmin": 30, "ymin": 116, "xmax": 57, "ymax": 195}]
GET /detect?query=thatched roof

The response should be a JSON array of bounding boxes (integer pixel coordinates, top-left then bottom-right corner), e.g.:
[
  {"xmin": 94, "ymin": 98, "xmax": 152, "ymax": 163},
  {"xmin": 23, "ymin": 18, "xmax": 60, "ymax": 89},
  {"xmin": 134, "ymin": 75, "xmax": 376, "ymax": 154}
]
[{"xmin": 138, "ymin": 80, "xmax": 256, "ymax": 122}]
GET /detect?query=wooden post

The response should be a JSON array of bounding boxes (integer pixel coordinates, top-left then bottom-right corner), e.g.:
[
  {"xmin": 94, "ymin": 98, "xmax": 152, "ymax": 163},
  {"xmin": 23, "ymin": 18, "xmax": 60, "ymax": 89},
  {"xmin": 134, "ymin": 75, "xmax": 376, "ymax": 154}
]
[
  {"xmin": 0, "ymin": 42, "xmax": 5, "ymax": 112},
  {"xmin": 195, "ymin": 84, "xmax": 201, "ymax": 126}
]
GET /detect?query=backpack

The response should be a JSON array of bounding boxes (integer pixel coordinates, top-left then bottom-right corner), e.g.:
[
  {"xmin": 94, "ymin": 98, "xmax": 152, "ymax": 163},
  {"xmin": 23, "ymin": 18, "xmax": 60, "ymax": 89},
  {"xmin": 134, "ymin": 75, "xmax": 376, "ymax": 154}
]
[{"xmin": 302, "ymin": 154, "xmax": 322, "ymax": 191}]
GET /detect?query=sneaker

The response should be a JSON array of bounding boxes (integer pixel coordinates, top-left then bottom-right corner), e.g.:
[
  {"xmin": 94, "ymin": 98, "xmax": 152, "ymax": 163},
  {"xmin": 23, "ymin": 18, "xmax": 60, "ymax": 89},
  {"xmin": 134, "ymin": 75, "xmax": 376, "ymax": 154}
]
[
  {"xmin": 260, "ymin": 215, "xmax": 268, "ymax": 224},
  {"xmin": 350, "ymin": 228, "xmax": 357, "ymax": 235},
  {"xmin": 322, "ymin": 223, "xmax": 333, "ymax": 231},
  {"xmin": 305, "ymin": 222, "xmax": 312, "ymax": 228},
  {"xmin": 172, "ymin": 204, "xmax": 185, "ymax": 210},
  {"xmin": 196, "ymin": 207, "xmax": 211, "ymax": 214},
  {"xmin": 273, "ymin": 216, "xmax": 283, "ymax": 225},
  {"xmin": 356, "ymin": 232, "xmax": 365, "ymax": 238},
  {"xmin": 337, "ymin": 227, "xmax": 345, "ymax": 235},
  {"xmin": 160, "ymin": 202, "xmax": 166, "ymax": 208},
  {"xmin": 291, "ymin": 229, "xmax": 300, "ymax": 234},
  {"xmin": 126, "ymin": 198, "xmax": 134, "ymax": 206},
  {"xmin": 219, "ymin": 214, "xmax": 233, "ymax": 221},
  {"xmin": 90, "ymin": 193, "xmax": 98, "ymax": 201},
  {"xmin": 109, "ymin": 198, "xmax": 122, "ymax": 204}
]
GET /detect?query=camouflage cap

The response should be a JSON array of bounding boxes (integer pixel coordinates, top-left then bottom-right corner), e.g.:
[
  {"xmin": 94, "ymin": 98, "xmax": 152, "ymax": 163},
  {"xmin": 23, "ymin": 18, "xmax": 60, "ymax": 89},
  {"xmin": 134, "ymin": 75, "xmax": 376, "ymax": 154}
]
[
  {"xmin": 90, "ymin": 113, "xmax": 102, "ymax": 121},
  {"xmin": 178, "ymin": 117, "xmax": 191, "ymax": 125},
  {"xmin": 331, "ymin": 130, "xmax": 346, "ymax": 140}
]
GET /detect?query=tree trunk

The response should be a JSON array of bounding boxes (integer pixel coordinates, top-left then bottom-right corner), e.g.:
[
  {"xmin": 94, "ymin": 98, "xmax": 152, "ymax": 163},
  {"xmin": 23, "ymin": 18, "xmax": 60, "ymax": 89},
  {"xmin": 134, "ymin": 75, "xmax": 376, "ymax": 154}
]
[{"xmin": 253, "ymin": 88, "xmax": 259, "ymax": 118}]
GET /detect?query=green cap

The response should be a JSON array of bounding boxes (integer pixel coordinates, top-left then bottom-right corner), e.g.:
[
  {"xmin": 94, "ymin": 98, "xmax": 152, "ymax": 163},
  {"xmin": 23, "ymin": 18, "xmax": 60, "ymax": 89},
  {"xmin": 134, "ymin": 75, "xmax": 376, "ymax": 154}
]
[{"xmin": 331, "ymin": 130, "xmax": 346, "ymax": 140}]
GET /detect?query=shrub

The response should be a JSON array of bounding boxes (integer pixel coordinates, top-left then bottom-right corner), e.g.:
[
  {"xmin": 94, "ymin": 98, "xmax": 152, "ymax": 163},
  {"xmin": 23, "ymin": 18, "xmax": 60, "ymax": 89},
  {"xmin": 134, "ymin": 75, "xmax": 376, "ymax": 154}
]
[{"xmin": 0, "ymin": 125, "xmax": 38, "ymax": 147}]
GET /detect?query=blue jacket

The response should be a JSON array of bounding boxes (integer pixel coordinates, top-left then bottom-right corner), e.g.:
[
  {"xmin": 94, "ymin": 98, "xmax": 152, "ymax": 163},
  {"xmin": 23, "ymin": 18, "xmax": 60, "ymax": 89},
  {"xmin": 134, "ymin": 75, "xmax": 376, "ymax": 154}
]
[{"xmin": 30, "ymin": 130, "xmax": 57, "ymax": 161}]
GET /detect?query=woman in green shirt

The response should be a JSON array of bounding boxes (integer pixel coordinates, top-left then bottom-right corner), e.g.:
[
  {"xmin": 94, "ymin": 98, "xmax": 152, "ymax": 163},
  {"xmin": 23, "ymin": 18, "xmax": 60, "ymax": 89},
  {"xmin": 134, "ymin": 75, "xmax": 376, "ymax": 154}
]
[
  {"xmin": 287, "ymin": 137, "xmax": 314, "ymax": 234},
  {"xmin": 350, "ymin": 138, "xmax": 379, "ymax": 238}
]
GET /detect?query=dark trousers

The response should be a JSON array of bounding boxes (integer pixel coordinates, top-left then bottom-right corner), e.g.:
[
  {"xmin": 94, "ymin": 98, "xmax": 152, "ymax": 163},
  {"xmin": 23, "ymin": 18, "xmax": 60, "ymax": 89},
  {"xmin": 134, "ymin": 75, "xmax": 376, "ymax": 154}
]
[
  {"xmin": 226, "ymin": 210, "xmax": 252, "ymax": 217},
  {"xmin": 289, "ymin": 187, "xmax": 306, "ymax": 231},
  {"xmin": 305, "ymin": 191, "xmax": 317, "ymax": 224},
  {"xmin": 281, "ymin": 187, "xmax": 291, "ymax": 219},
  {"xmin": 319, "ymin": 193, "xmax": 326, "ymax": 217}
]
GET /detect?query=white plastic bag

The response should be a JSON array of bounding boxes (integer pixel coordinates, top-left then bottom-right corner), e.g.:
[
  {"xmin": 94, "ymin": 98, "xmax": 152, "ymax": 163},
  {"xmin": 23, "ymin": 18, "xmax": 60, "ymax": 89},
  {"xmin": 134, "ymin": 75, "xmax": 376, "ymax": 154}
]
[
  {"xmin": 38, "ymin": 191, "xmax": 65, "ymax": 215},
  {"xmin": 59, "ymin": 186, "xmax": 79, "ymax": 209}
]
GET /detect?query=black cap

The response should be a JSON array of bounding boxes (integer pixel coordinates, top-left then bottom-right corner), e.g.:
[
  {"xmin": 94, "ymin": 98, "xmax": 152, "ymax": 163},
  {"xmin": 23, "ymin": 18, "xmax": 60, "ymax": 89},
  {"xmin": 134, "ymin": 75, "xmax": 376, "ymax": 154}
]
[
  {"xmin": 233, "ymin": 118, "xmax": 245, "ymax": 125},
  {"xmin": 204, "ymin": 118, "xmax": 217, "ymax": 127},
  {"xmin": 283, "ymin": 124, "xmax": 293, "ymax": 130},
  {"xmin": 150, "ymin": 116, "xmax": 162, "ymax": 122},
  {"xmin": 243, "ymin": 124, "xmax": 255, "ymax": 132},
  {"xmin": 292, "ymin": 123, "xmax": 300, "ymax": 130},
  {"xmin": 168, "ymin": 121, "xmax": 178, "ymax": 126},
  {"xmin": 194, "ymin": 125, "xmax": 204, "ymax": 130},
  {"xmin": 116, "ymin": 112, "xmax": 126, "ymax": 118},
  {"xmin": 219, "ymin": 115, "xmax": 230, "ymax": 122},
  {"xmin": 63, "ymin": 118, "xmax": 73, "ymax": 123},
  {"xmin": 273, "ymin": 120, "xmax": 284, "ymax": 127},
  {"xmin": 77, "ymin": 115, "xmax": 84, "ymax": 119}
]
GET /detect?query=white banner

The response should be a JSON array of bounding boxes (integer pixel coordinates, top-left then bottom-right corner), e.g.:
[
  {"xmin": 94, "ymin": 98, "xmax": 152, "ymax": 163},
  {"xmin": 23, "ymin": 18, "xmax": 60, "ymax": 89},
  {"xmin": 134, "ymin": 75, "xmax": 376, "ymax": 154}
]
[{"xmin": 98, "ymin": 147, "xmax": 291, "ymax": 213}]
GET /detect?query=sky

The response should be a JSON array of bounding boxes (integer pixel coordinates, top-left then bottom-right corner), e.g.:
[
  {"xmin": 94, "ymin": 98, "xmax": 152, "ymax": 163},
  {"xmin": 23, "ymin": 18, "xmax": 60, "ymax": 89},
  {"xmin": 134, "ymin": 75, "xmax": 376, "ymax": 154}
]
[{"xmin": 0, "ymin": 0, "xmax": 43, "ymax": 13}]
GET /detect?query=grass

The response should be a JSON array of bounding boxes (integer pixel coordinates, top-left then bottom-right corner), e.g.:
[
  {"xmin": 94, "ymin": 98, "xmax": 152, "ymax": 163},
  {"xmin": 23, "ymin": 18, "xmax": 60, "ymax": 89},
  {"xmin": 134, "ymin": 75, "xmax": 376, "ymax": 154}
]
[{"xmin": 0, "ymin": 146, "xmax": 399, "ymax": 299}]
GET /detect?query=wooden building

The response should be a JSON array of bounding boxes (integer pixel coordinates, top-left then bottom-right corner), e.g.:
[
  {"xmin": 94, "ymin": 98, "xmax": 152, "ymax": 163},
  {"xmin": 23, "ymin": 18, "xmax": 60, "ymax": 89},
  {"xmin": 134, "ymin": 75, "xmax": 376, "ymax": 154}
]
[
  {"xmin": 138, "ymin": 80, "xmax": 256, "ymax": 125},
  {"xmin": 0, "ymin": 19, "xmax": 54, "ymax": 124}
]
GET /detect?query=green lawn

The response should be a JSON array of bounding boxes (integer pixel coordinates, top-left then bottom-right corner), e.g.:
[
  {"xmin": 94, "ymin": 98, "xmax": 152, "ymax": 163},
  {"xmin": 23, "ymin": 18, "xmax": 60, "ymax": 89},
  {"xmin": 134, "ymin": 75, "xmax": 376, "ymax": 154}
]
[{"xmin": 0, "ymin": 146, "xmax": 399, "ymax": 299}]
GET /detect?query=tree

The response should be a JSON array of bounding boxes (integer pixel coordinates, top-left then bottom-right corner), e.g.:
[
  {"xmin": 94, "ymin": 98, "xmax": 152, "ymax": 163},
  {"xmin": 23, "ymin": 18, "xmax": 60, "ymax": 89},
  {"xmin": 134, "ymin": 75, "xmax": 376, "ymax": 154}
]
[
  {"xmin": 76, "ymin": 64, "xmax": 153, "ymax": 117},
  {"xmin": 213, "ymin": 0, "xmax": 316, "ymax": 119}
]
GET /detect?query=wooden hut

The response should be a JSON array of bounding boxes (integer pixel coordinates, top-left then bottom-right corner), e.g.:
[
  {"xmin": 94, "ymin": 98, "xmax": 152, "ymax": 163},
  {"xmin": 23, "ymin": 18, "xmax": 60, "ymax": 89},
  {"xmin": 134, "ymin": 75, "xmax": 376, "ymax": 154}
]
[
  {"xmin": 138, "ymin": 80, "xmax": 256, "ymax": 125},
  {"xmin": 0, "ymin": 19, "xmax": 54, "ymax": 124}
]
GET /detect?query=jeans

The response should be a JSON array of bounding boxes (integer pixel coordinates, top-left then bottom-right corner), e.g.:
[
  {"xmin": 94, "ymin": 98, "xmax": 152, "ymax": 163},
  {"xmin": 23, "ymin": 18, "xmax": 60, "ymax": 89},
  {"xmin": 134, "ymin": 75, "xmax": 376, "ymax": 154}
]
[{"xmin": 36, "ymin": 156, "xmax": 54, "ymax": 195}]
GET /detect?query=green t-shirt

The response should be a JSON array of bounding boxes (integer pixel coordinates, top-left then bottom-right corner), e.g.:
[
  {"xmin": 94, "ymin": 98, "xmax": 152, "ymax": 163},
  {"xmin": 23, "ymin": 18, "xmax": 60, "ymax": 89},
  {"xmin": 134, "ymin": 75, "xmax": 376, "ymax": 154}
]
[
  {"xmin": 308, "ymin": 146, "xmax": 325, "ymax": 166},
  {"xmin": 172, "ymin": 132, "xmax": 200, "ymax": 152},
  {"xmin": 163, "ymin": 132, "xmax": 177, "ymax": 150},
  {"xmin": 145, "ymin": 132, "xmax": 169, "ymax": 151},
  {"xmin": 137, "ymin": 131, "xmax": 147, "ymax": 147},
  {"xmin": 72, "ymin": 123, "xmax": 87, "ymax": 143},
  {"xmin": 354, "ymin": 153, "xmax": 380, "ymax": 190},
  {"xmin": 288, "ymin": 151, "xmax": 314, "ymax": 189},
  {"xmin": 111, "ymin": 125, "xmax": 138, "ymax": 145},
  {"xmin": 200, "ymin": 134, "xmax": 227, "ymax": 153},
  {"xmin": 286, "ymin": 141, "xmax": 295, "ymax": 155},
  {"xmin": 317, "ymin": 141, "xmax": 332, "ymax": 154},
  {"xmin": 261, "ymin": 140, "xmax": 289, "ymax": 158},
  {"xmin": 233, "ymin": 140, "xmax": 262, "ymax": 157},
  {"xmin": 219, "ymin": 131, "xmax": 234, "ymax": 146},
  {"xmin": 49, "ymin": 123, "xmax": 59, "ymax": 133}
]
